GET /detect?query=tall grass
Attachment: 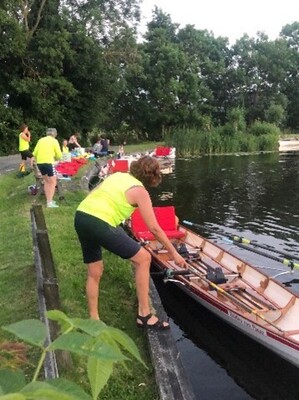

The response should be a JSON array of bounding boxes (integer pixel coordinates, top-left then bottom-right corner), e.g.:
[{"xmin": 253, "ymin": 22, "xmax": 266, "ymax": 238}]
[{"xmin": 168, "ymin": 127, "xmax": 280, "ymax": 156}]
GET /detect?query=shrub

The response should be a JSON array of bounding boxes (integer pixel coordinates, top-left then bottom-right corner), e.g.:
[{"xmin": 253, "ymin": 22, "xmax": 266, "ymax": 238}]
[
  {"xmin": 248, "ymin": 121, "xmax": 280, "ymax": 137},
  {"xmin": 0, "ymin": 310, "xmax": 145, "ymax": 400}
]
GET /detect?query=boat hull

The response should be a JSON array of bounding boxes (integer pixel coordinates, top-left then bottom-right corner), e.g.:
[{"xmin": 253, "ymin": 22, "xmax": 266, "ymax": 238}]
[
  {"xmin": 127, "ymin": 215, "xmax": 299, "ymax": 369},
  {"xmin": 168, "ymin": 275, "xmax": 299, "ymax": 368}
]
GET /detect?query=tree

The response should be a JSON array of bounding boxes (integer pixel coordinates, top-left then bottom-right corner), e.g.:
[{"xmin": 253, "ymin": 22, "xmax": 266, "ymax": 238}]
[{"xmin": 0, "ymin": 0, "xmax": 141, "ymax": 152}]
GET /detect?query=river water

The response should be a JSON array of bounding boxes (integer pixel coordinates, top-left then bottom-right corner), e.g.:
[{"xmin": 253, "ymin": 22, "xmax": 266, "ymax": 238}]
[{"xmin": 151, "ymin": 152, "xmax": 299, "ymax": 400}]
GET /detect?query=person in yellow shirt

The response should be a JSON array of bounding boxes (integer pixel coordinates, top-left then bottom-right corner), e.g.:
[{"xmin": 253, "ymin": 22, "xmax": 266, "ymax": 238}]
[
  {"xmin": 62, "ymin": 139, "xmax": 69, "ymax": 153},
  {"xmin": 74, "ymin": 156, "xmax": 187, "ymax": 327},
  {"xmin": 18, "ymin": 123, "xmax": 34, "ymax": 172},
  {"xmin": 33, "ymin": 128, "xmax": 62, "ymax": 208}
]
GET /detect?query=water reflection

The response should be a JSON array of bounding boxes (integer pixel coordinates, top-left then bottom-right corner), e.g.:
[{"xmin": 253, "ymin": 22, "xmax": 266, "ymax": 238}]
[
  {"xmin": 151, "ymin": 152, "xmax": 299, "ymax": 400},
  {"xmin": 156, "ymin": 153, "xmax": 299, "ymax": 263}
]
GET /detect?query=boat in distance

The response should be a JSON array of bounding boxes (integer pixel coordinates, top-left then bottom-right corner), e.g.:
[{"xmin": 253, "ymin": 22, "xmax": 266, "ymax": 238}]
[{"xmin": 127, "ymin": 206, "xmax": 299, "ymax": 369}]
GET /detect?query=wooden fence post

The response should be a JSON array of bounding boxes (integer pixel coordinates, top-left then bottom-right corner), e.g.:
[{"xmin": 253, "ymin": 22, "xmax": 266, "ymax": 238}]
[{"xmin": 31, "ymin": 204, "xmax": 73, "ymax": 372}]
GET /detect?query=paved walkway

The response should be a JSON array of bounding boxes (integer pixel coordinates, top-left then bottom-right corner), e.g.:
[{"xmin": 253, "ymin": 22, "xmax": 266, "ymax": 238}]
[{"xmin": 0, "ymin": 154, "xmax": 20, "ymax": 175}]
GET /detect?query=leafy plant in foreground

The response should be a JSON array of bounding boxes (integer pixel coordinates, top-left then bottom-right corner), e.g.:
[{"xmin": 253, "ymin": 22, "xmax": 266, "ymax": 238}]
[{"xmin": 0, "ymin": 310, "xmax": 145, "ymax": 400}]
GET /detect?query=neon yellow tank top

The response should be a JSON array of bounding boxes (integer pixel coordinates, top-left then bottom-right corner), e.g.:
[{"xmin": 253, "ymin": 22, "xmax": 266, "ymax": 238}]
[
  {"xmin": 77, "ymin": 172, "xmax": 143, "ymax": 226},
  {"xmin": 19, "ymin": 133, "xmax": 29, "ymax": 151}
]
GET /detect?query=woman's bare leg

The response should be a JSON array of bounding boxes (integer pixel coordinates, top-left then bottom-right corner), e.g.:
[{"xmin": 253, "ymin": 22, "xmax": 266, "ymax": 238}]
[
  {"xmin": 86, "ymin": 261, "xmax": 104, "ymax": 320},
  {"xmin": 130, "ymin": 247, "xmax": 168, "ymax": 327}
]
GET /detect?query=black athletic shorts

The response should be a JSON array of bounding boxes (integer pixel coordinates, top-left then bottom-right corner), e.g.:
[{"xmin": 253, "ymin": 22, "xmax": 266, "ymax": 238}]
[
  {"xmin": 20, "ymin": 150, "xmax": 33, "ymax": 160},
  {"xmin": 74, "ymin": 211, "xmax": 141, "ymax": 264},
  {"xmin": 37, "ymin": 163, "xmax": 55, "ymax": 177}
]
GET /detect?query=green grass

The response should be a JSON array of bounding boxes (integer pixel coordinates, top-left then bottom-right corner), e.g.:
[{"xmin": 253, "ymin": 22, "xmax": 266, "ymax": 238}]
[
  {"xmin": 0, "ymin": 143, "xmax": 163, "ymax": 399},
  {"xmin": 110, "ymin": 142, "xmax": 163, "ymax": 154}
]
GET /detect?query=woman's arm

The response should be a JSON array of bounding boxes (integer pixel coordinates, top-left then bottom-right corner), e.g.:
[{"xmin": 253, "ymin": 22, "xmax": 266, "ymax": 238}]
[
  {"xmin": 126, "ymin": 186, "xmax": 187, "ymax": 267},
  {"xmin": 69, "ymin": 135, "xmax": 81, "ymax": 147},
  {"xmin": 20, "ymin": 132, "xmax": 30, "ymax": 142}
]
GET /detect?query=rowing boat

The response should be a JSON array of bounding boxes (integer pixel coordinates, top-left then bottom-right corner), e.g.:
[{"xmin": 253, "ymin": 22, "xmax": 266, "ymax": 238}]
[
  {"xmin": 150, "ymin": 146, "xmax": 176, "ymax": 159},
  {"xmin": 126, "ymin": 206, "xmax": 299, "ymax": 369}
]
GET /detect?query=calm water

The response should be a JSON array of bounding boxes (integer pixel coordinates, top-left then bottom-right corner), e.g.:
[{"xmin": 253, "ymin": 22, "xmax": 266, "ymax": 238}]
[{"xmin": 151, "ymin": 152, "xmax": 299, "ymax": 400}]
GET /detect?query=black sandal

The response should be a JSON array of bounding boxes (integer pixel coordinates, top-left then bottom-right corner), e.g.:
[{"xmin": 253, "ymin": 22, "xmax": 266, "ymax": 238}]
[{"xmin": 136, "ymin": 313, "xmax": 170, "ymax": 330}]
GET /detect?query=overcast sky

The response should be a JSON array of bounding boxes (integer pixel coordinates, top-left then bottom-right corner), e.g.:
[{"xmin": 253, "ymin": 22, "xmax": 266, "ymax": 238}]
[{"xmin": 139, "ymin": 0, "xmax": 298, "ymax": 45}]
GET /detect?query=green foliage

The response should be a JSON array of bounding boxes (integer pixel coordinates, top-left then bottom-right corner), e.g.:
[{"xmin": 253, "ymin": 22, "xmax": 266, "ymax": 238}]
[
  {"xmin": 169, "ymin": 124, "xmax": 280, "ymax": 155},
  {"xmin": 0, "ymin": 310, "xmax": 145, "ymax": 400},
  {"xmin": 248, "ymin": 121, "xmax": 280, "ymax": 136},
  {"xmin": 265, "ymin": 103, "xmax": 286, "ymax": 126},
  {"xmin": 226, "ymin": 107, "xmax": 246, "ymax": 134},
  {"xmin": 2, "ymin": 0, "xmax": 299, "ymax": 152}
]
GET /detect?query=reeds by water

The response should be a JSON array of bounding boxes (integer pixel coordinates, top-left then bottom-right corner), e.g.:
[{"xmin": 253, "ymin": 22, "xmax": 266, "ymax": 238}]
[{"xmin": 167, "ymin": 126, "xmax": 279, "ymax": 157}]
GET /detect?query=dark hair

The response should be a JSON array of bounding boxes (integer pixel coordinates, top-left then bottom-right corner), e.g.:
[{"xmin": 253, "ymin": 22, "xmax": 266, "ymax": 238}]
[
  {"xmin": 130, "ymin": 156, "xmax": 162, "ymax": 187},
  {"xmin": 19, "ymin": 123, "xmax": 28, "ymax": 131}
]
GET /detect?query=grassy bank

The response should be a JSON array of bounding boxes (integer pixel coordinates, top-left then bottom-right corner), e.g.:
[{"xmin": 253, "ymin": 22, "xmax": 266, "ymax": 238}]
[{"xmin": 0, "ymin": 143, "xmax": 161, "ymax": 399}]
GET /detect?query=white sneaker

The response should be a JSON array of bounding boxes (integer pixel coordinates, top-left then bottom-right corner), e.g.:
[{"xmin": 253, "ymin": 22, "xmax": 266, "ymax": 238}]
[{"xmin": 47, "ymin": 201, "xmax": 59, "ymax": 208}]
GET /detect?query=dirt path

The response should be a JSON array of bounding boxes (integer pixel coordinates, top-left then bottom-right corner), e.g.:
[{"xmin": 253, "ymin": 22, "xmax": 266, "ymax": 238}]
[{"xmin": 0, "ymin": 154, "xmax": 20, "ymax": 175}]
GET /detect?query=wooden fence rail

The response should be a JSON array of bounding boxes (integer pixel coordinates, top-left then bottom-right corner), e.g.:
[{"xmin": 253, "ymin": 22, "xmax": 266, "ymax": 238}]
[{"xmin": 30, "ymin": 204, "xmax": 72, "ymax": 378}]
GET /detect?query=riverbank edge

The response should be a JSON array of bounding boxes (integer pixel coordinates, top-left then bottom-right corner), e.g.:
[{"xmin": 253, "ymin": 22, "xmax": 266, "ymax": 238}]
[{"xmin": 147, "ymin": 278, "xmax": 196, "ymax": 400}]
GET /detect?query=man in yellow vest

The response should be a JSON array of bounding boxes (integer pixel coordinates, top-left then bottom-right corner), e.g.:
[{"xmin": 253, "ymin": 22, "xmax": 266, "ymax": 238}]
[
  {"xmin": 18, "ymin": 123, "xmax": 34, "ymax": 173},
  {"xmin": 33, "ymin": 128, "xmax": 62, "ymax": 208}
]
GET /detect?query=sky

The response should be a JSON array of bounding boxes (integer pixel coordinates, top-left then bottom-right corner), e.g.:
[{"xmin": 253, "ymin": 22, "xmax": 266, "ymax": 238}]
[{"xmin": 139, "ymin": 0, "xmax": 299, "ymax": 45}]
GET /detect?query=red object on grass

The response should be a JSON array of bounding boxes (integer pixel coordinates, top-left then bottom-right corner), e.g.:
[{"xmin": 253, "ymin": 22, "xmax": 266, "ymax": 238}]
[{"xmin": 55, "ymin": 158, "xmax": 88, "ymax": 176}]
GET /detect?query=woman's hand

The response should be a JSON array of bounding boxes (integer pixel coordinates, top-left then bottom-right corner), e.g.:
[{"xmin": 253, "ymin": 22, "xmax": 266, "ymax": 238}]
[{"xmin": 172, "ymin": 252, "xmax": 188, "ymax": 268}]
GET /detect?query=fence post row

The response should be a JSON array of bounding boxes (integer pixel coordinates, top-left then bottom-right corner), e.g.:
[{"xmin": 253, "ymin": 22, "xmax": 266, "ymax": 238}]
[{"xmin": 31, "ymin": 204, "xmax": 72, "ymax": 377}]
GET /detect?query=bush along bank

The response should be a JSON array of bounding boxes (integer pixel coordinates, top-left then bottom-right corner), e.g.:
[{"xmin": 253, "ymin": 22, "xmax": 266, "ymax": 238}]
[{"xmin": 167, "ymin": 122, "xmax": 280, "ymax": 157}]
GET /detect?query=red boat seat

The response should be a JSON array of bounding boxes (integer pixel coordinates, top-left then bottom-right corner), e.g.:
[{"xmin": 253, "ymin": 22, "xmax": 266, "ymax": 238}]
[
  {"xmin": 107, "ymin": 159, "xmax": 129, "ymax": 173},
  {"xmin": 131, "ymin": 206, "xmax": 185, "ymax": 240},
  {"xmin": 155, "ymin": 146, "xmax": 171, "ymax": 156}
]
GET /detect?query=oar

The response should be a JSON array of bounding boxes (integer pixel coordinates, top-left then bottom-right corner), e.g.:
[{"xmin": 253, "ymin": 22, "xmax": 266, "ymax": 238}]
[
  {"xmin": 183, "ymin": 220, "xmax": 299, "ymax": 261},
  {"xmin": 149, "ymin": 251, "xmax": 283, "ymax": 331},
  {"xmin": 183, "ymin": 220, "xmax": 299, "ymax": 270},
  {"xmin": 184, "ymin": 261, "xmax": 284, "ymax": 332}
]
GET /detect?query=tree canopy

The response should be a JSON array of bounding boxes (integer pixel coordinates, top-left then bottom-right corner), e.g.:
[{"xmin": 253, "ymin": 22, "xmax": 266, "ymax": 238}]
[{"xmin": 1, "ymin": 1, "xmax": 299, "ymax": 153}]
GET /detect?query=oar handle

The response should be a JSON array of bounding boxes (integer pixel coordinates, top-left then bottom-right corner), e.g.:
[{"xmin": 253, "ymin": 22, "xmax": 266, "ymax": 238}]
[
  {"xmin": 182, "ymin": 220, "xmax": 194, "ymax": 226},
  {"xmin": 151, "ymin": 268, "xmax": 190, "ymax": 278},
  {"xmin": 186, "ymin": 261, "xmax": 284, "ymax": 332}
]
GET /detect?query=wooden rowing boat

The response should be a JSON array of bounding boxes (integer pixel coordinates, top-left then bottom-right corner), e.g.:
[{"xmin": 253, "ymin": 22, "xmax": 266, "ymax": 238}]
[
  {"xmin": 150, "ymin": 146, "xmax": 176, "ymax": 159},
  {"xmin": 126, "ymin": 206, "xmax": 299, "ymax": 369}
]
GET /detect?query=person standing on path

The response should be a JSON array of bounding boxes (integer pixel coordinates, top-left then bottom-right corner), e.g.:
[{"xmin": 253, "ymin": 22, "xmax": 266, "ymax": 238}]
[
  {"xmin": 33, "ymin": 128, "xmax": 62, "ymax": 208},
  {"xmin": 74, "ymin": 155, "xmax": 187, "ymax": 327},
  {"xmin": 18, "ymin": 123, "xmax": 34, "ymax": 173}
]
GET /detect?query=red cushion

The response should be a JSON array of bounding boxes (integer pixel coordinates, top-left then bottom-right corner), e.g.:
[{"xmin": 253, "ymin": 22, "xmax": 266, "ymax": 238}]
[
  {"xmin": 55, "ymin": 159, "xmax": 87, "ymax": 176},
  {"xmin": 131, "ymin": 206, "xmax": 184, "ymax": 240},
  {"xmin": 109, "ymin": 159, "xmax": 129, "ymax": 173},
  {"xmin": 155, "ymin": 147, "xmax": 171, "ymax": 156}
]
